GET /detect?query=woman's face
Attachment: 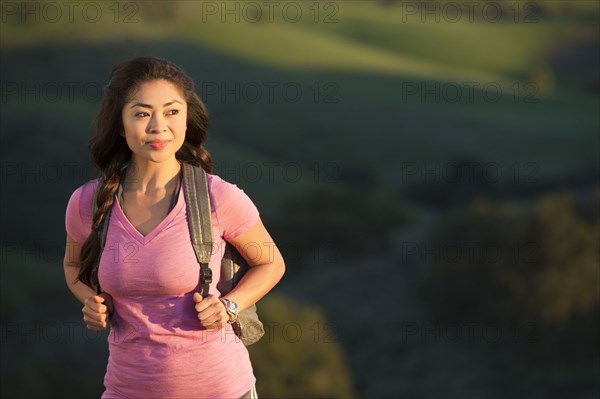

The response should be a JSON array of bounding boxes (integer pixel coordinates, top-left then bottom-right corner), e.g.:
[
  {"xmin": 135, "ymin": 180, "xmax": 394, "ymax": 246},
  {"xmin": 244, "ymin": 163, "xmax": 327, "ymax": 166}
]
[{"xmin": 121, "ymin": 79, "xmax": 188, "ymax": 165}]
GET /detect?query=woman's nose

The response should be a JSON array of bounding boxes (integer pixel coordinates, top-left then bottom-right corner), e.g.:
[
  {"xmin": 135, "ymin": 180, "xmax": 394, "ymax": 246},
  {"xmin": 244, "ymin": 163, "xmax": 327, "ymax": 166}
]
[{"xmin": 147, "ymin": 114, "xmax": 168, "ymax": 133}]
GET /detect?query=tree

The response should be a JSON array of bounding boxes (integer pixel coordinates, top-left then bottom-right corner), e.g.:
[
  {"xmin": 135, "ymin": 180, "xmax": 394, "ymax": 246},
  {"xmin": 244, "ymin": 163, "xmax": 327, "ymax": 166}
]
[
  {"xmin": 420, "ymin": 188, "xmax": 600, "ymax": 326},
  {"xmin": 248, "ymin": 293, "xmax": 356, "ymax": 398}
]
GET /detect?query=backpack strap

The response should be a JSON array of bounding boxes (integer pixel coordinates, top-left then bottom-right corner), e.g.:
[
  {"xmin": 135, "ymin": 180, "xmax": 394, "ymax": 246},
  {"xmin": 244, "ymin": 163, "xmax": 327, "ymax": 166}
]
[{"xmin": 182, "ymin": 163, "xmax": 213, "ymax": 298}]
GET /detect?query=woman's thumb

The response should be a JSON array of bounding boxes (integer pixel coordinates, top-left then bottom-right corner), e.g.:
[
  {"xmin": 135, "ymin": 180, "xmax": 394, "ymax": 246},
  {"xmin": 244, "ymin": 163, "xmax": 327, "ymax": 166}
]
[{"xmin": 193, "ymin": 292, "xmax": 203, "ymax": 303}]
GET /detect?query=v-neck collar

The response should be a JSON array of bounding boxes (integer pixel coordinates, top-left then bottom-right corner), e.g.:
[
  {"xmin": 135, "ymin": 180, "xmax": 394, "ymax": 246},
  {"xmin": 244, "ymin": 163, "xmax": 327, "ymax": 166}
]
[{"xmin": 112, "ymin": 179, "xmax": 185, "ymax": 246}]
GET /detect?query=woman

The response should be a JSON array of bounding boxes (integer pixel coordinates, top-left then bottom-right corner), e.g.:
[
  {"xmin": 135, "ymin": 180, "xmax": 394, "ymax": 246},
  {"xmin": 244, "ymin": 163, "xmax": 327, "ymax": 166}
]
[{"xmin": 63, "ymin": 56, "xmax": 285, "ymax": 398}]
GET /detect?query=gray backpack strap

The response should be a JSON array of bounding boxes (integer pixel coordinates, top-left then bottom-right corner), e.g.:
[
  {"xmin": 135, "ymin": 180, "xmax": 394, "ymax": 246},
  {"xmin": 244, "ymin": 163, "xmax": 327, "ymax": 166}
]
[
  {"xmin": 182, "ymin": 163, "xmax": 213, "ymax": 298},
  {"xmin": 184, "ymin": 162, "xmax": 265, "ymax": 345}
]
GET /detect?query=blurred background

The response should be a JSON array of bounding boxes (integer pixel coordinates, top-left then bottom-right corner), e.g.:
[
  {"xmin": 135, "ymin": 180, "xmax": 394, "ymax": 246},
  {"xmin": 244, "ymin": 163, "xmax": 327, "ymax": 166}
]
[{"xmin": 1, "ymin": 0, "xmax": 599, "ymax": 398}]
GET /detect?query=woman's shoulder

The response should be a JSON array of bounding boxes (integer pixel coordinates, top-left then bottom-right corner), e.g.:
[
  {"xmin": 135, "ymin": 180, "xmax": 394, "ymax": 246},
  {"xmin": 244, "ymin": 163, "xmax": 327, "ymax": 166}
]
[
  {"xmin": 70, "ymin": 177, "xmax": 101, "ymax": 202},
  {"xmin": 206, "ymin": 172, "xmax": 247, "ymax": 200},
  {"xmin": 67, "ymin": 178, "xmax": 101, "ymax": 220},
  {"xmin": 204, "ymin": 172, "xmax": 259, "ymax": 239},
  {"xmin": 65, "ymin": 177, "xmax": 101, "ymax": 244}
]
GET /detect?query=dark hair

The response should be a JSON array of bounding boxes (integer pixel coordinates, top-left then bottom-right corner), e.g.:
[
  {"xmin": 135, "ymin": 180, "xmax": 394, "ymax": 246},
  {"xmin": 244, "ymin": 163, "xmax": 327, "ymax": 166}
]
[{"xmin": 77, "ymin": 56, "xmax": 212, "ymax": 290}]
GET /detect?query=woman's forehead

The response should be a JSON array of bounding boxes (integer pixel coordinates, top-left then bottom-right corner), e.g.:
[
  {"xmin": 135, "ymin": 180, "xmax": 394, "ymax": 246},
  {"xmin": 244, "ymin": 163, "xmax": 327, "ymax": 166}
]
[{"xmin": 127, "ymin": 79, "xmax": 185, "ymax": 103}]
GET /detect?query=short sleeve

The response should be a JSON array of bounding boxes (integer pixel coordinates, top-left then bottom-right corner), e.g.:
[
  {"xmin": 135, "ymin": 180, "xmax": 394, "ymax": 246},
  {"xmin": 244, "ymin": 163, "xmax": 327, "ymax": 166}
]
[
  {"xmin": 208, "ymin": 174, "xmax": 260, "ymax": 241},
  {"xmin": 65, "ymin": 179, "xmax": 98, "ymax": 244}
]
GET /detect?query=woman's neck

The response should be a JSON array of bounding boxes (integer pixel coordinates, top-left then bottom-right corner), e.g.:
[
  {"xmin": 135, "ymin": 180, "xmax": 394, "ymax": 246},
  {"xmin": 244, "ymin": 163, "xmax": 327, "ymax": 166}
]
[{"xmin": 123, "ymin": 157, "xmax": 181, "ymax": 195}]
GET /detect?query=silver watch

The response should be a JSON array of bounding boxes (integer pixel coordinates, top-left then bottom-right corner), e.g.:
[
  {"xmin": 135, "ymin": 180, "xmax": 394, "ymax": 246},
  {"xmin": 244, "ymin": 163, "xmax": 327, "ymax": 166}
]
[{"xmin": 219, "ymin": 297, "xmax": 239, "ymax": 323}]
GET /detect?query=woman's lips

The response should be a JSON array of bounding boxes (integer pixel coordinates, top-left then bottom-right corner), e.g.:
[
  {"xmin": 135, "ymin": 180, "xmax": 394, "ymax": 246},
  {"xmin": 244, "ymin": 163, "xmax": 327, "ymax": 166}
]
[{"xmin": 147, "ymin": 140, "xmax": 170, "ymax": 150}]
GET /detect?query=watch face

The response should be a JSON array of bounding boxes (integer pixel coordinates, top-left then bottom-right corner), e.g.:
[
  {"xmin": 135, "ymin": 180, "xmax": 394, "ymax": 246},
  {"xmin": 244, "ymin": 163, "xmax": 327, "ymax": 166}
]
[{"xmin": 228, "ymin": 301, "xmax": 238, "ymax": 313}]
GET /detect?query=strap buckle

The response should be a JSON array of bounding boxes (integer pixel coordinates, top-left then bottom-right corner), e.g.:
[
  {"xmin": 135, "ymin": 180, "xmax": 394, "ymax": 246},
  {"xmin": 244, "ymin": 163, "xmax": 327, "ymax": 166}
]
[{"xmin": 201, "ymin": 267, "xmax": 213, "ymax": 285}]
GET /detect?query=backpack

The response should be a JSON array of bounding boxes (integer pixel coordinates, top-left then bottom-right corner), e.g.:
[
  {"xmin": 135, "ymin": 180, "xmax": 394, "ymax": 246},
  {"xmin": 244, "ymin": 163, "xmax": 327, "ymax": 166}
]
[{"xmin": 91, "ymin": 162, "xmax": 265, "ymax": 346}]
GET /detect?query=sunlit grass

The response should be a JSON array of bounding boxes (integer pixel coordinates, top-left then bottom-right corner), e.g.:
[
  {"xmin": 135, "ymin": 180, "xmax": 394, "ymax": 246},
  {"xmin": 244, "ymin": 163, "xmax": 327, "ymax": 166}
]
[{"xmin": 2, "ymin": 0, "xmax": 595, "ymax": 87}]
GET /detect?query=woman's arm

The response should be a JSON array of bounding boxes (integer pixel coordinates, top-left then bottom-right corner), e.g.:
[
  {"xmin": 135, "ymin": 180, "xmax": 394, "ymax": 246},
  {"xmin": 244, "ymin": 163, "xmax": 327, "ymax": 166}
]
[
  {"xmin": 64, "ymin": 234, "xmax": 113, "ymax": 330},
  {"xmin": 222, "ymin": 217, "xmax": 286, "ymax": 312},
  {"xmin": 64, "ymin": 235, "xmax": 96, "ymax": 305}
]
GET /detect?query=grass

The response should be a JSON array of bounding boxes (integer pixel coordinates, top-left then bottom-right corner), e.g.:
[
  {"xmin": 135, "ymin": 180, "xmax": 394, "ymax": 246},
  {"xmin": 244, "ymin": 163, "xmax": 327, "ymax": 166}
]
[
  {"xmin": 300, "ymin": 2, "xmax": 572, "ymax": 76},
  {"xmin": 3, "ymin": 1, "xmax": 596, "ymax": 88}
]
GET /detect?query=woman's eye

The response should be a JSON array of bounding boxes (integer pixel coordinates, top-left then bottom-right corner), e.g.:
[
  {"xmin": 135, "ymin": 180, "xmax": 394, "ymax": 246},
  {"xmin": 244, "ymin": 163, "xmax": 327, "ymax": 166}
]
[
  {"xmin": 135, "ymin": 112, "xmax": 149, "ymax": 118},
  {"xmin": 167, "ymin": 109, "xmax": 179, "ymax": 115}
]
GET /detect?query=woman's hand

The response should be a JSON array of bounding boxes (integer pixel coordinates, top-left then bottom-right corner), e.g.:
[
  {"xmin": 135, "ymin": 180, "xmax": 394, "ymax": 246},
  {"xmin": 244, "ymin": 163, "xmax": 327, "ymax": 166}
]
[
  {"xmin": 193, "ymin": 292, "xmax": 229, "ymax": 330},
  {"xmin": 82, "ymin": 293, "xmax": 114, "ymax": 331}
]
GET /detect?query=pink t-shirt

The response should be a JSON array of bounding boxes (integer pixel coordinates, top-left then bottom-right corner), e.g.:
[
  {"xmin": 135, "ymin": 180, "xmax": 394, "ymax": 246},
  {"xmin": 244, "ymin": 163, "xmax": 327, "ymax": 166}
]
[{"xmin": 65, "ymin": 172, "xmax": 260, "ymax": 399}]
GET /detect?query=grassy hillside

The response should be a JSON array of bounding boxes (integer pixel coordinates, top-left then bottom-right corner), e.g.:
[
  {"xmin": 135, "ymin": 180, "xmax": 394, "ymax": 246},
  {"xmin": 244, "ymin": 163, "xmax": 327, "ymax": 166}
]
[{"xmin": 2, "ymin": 1, "xmax": 597, "ymax": 85}]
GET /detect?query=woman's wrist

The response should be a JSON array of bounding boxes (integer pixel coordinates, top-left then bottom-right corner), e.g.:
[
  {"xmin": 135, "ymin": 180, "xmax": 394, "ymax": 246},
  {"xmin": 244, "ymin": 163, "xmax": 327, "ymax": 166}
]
[{"xmin": 219, "ymin": 297, "xmax": 239, "ymax": 323}]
